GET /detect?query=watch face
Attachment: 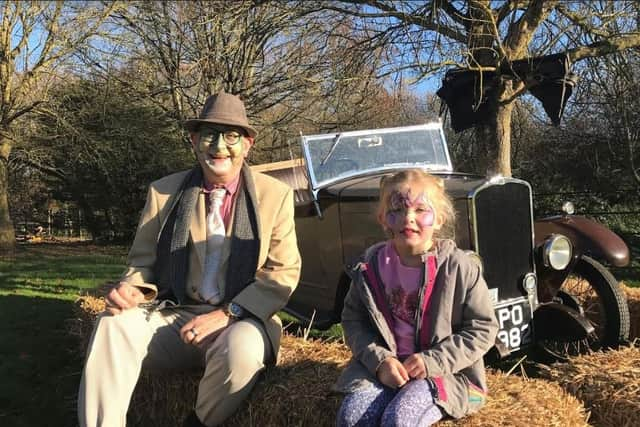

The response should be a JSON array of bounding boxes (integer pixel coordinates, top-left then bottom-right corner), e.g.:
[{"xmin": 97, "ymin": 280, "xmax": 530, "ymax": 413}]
[{"xmin": 229, "ymin": 302, "xmax": 244, "ymax": 318}]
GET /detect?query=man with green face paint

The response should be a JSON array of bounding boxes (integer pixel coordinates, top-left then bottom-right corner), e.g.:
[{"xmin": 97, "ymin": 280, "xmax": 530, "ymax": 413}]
[{"xmin": 78, "ymin": 91, "xmax": 301, "ymax": 427}]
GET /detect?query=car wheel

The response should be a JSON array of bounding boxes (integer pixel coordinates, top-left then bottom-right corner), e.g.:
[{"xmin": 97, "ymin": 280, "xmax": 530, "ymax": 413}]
[{"xmin": 536, "ymin": 255, "xmax": 630, "ymax": 360}]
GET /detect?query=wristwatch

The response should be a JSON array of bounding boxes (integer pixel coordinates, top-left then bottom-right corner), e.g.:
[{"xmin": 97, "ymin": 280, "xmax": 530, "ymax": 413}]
[{"xmin": 225, "ymin": 302, "xmax": 246, "ymax": 320}]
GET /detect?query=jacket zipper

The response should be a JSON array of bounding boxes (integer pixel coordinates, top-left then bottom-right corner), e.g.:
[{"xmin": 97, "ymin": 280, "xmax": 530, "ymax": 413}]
[
  {"xmin": 414, "ymin": 253, "xmax": 428, "ymax": 351},
  {"xmin": 357, "ymin": 261, "xmax": 397, "ymax": 354}
]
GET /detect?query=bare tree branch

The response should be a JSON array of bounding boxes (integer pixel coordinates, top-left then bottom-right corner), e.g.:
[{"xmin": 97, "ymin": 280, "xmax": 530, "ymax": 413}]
[
  {"xmin": 329, "ymin": 1, "xmax": 467, "ymax": 43},
  {"xmin": 503, "ymin": 0, "xmax": 558, "ymax": 58},
  {"xmin": 567, "ymin": 33, "xmax": 640, "ymax": 62}
]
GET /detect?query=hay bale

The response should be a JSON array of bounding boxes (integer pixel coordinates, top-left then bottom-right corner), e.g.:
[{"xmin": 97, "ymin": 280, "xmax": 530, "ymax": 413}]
[
  {"xmin": 226, "ymin": 338, "xmax": 589, "ymax": 427},
  {"xmin": 72, "ymin": 296, "xmax": 198, "ymax": 426},
  {"xmin": 128, "ymin": 371, "xmax": 200, "ymax": 427},
  {"xmin": 222, "ymin": 335, "xmax": 349, "ymax": 427},
  {"xmin": 226, "ymin": 351, "xmax": 589, "ymax": 427},
  {"xmin": 438, "ymin": 370, "xmax": 589, "ymax": 426},
  {"xmin": 68, "ymin": 294, "xmax": 107, "ymax": 352},
  {"xmin": 72, "ymin": 297, "xmax": 589, "ymax": 426},
  {"xmin": 538, "ymin": 345, "xmax": 640, "ymax": 427},
  {"xmin": 72, "ymin": 296, "xmax": 345, "ymax": 426},
  {"xmin": 621, "ymin": 283, "xmax": 640, "ymax": 339}
]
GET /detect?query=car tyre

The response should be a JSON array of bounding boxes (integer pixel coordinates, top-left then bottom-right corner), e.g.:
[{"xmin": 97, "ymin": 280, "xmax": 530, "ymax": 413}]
[{"xmin": 536, "ymin": 255, "xmax": 630, "ymax": 361}]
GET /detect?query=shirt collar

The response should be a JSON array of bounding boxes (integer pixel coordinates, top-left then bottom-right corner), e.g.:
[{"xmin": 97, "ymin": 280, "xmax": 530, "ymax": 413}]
[{"xmin": 202, "ymin": 172, "xmax": 241, "ymax": 196}]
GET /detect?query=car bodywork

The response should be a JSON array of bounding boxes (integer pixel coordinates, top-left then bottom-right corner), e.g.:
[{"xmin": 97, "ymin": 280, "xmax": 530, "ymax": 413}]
[{"xmin": 254, "ymin": 123, "xmax": 630, "ymax": 359}]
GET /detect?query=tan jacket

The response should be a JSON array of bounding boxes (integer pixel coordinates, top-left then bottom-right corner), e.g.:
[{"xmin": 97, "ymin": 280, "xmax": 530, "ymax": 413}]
[{"xmin": 120, "ymin": 167, "xmax": 301, "ymax": 360}]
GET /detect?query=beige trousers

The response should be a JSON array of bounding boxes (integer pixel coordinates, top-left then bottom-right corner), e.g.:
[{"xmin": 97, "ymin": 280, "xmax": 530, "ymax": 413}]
[{"xmin": 78, "ymin": 305, "xmax": 271, "ymax": 427}]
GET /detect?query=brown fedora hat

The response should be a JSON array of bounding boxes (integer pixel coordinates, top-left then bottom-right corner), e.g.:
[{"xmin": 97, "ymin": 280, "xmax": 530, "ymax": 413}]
[{"xmin": 184, "ymin": 90, "xmax": 258, "ymax": 138}]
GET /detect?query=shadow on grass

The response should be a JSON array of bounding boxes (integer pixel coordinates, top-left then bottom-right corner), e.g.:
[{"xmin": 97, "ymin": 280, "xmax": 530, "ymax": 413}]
[
  {"xmin": 0, "ymin": 294, "xmax": 82, "ymax": 427},
  {"xmin": 0, "ymin": 242, "xmax": 126, "ymax": 426}
]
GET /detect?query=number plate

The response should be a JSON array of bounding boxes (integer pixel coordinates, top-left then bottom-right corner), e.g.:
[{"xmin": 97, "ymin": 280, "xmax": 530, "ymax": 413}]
[{"xmin": 494, "ymin": 297, "xmax": 533, "ymax": 352}]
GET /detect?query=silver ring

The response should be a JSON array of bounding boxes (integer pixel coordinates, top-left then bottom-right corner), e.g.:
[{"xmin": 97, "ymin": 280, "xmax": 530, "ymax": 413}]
[{"xmin": 190, "ymin": 328, "xmax": 198, "ymax": 337}]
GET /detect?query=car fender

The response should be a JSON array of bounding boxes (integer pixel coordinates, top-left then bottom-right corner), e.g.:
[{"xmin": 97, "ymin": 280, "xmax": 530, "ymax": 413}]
[
  {"xmin": 534, "ymin": 215, "xmax": 629, "ymax": 267},
  {"xmin": 534, "ymin": 215, "xmax": 629, "ymax": 302}
]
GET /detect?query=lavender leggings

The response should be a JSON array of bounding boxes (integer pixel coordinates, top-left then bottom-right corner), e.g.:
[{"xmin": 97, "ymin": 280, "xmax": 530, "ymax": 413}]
[{"xmin": 336, "ymin": 380, "xmax": 443, "ymax": 427}]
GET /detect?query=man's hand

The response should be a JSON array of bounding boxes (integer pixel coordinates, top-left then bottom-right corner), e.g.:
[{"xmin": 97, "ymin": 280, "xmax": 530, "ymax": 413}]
[
  {"xmin": 376, "ymin": 357, "xmax": 409, "ymax": 389},
  {"xmin": 180, "ymin": 309, "xmax": 233, "ymax": 346},
  {"xmin": 402, "ymin": 353, "xmax": 427, "ymax": 380},
  {"xmin": 105, "ymin": 283, "xmax": 146, "ymax": 315}
]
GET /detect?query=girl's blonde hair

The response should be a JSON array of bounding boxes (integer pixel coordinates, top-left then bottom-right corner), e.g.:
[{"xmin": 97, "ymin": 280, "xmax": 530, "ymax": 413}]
[{"xmin": 377, "ymin": 169, "xmax": 456, "ymax": 239}]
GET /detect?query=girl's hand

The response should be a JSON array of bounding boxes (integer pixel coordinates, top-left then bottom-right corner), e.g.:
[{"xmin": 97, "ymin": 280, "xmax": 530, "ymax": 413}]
[
  {"xmin": 402, "ymin": 353, "xmax": 427, "ymax": 379},
  {"xmin": 180, "ymin": 309, "xmax": 233, "ymax": 346},
  {"xmin": 376, "ymin": 357, "xmax": 410, "ymax": 388}
]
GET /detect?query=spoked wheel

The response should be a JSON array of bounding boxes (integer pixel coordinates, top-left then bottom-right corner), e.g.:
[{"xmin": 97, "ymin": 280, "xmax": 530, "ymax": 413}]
[{"xmin": 536, "ymin": 255, "xmax": 630, "ymax": 361}]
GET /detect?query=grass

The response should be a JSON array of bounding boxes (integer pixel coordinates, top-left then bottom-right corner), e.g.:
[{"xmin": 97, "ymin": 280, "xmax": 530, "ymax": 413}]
[
  {"xmin": 624, "ymin": 279, "xmax": 640, "ymax": 288},
  {"xmin": 280, "ymin": 311, "xmax": 344, "ymax": 341},
  {"xmin": 0, "ymin": 241, "xmax": 127, "ymax": 427}
]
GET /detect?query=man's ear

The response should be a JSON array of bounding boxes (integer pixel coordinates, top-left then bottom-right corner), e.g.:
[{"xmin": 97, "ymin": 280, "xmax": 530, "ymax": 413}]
[
  {"xmin": 242, "ymin": 136, "xmax": 254, "ymax": 156},
  {"xmin": 189, "ymin": 132, "xmax": 198, "ymax": 149}
]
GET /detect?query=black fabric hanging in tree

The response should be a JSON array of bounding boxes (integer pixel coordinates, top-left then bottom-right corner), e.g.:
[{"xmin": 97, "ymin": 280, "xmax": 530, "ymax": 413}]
[
  {"xmin": 436, "ymin": 68, "xmax": 497, "ymax": 132},
  {"xmin": 508, "ymin": 54, "xmax": 579, "ymax": 126},
  {"xmin": 437, "ymin": 53, "xmax": 578, "ymax": 132}
]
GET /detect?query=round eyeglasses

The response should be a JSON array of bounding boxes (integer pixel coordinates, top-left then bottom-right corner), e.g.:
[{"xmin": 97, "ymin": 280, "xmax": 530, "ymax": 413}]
[{"xmin": 199, "ymin": 127, "xmax": 243, "ymax": 146}]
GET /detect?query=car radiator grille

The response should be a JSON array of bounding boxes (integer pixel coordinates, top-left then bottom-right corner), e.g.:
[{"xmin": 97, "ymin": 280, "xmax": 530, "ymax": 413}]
[{"xmin": 472, "ymin": 181, "xmax": 534, "ymax": 301}]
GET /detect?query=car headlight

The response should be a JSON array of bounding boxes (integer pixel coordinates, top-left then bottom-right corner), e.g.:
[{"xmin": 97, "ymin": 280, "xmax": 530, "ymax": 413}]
[
  {"xmin": 542, "ymin": 234, "xmax": 573, "ymax": 270},
  {"xmin": 464, "ymin": 250, "xmax": 483, "ymax": 274},
  {"xmin": 561, "ymin": 201, "xmax": 575, "ymax": 215}
]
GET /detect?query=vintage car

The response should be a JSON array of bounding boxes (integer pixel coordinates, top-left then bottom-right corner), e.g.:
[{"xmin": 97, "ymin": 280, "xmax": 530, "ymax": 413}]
[{"xmin": 254, "ymin": 123, "xmax": 631, "ymax": 360}]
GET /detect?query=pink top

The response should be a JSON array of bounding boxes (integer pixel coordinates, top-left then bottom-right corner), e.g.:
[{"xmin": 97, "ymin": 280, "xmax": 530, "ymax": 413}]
[{"xmin": 377, "ymin": 241, "xmax": 422, "ymax": 357}]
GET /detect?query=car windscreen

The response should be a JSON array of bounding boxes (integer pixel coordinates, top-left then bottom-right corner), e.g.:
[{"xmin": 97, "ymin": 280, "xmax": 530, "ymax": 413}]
[{"xmin": 302, "ymin": 124, "xmax": 452, "ymax": 189}]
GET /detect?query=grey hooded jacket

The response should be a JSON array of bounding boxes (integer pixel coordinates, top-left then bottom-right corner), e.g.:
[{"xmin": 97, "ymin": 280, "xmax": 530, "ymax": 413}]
[{"xmin": 334, "ymin": 239, "xmax": 498, "ymax": 419}]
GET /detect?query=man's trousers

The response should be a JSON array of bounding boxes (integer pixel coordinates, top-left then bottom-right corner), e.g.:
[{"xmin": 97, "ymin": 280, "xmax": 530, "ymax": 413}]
[{"xmin": 78, "ymin": 305, "xmax": 271, "ymax": 427}]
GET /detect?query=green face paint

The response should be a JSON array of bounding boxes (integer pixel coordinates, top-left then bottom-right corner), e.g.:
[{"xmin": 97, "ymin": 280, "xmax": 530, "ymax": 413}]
[
  {"xmin": 192, "ymin": 125, "xmax": 250, "ymax": 185},
  {"xmin": 198, "ymin": 127, "xmax": 242, "ymax": 149}
]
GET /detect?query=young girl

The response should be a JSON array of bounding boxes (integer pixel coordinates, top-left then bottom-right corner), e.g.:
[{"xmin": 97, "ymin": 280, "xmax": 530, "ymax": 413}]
[{"xmin": 335, "ymin": 169, "xmax": 498, "ymax": 426}]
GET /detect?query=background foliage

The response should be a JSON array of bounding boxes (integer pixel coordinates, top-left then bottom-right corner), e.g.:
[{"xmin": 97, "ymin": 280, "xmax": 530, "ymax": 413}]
[{"xmin": 2, "ymin": 0, "xmax": 638, "ymax": 247}]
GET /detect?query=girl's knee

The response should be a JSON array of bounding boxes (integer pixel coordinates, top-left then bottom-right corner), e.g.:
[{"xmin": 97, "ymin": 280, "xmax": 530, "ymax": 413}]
[
  {"xmin": 336, "ymin": 395, "xmax": 365, "ymax": 427},
  {"xmin": 380, "ymin": 380, "xmax": 441, "ymax": 427},
  {"xmin": 336, "ymin": 386, "xmax": 391, "ymax": 427}
]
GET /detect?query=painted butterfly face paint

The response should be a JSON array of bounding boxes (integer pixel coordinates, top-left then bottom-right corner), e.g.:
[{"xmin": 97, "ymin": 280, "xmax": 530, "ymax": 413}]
[
  {"xmin": 385, "ymin": 188, "xmax": 436, "ymax": 228},
  {"xmin": 383, "ymin": 184, "xmax": 442, "ymax": 260}
]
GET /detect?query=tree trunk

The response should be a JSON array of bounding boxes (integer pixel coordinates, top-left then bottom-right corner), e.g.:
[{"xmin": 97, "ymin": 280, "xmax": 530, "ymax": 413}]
[
  {"xmin": 474, "ymin": 79, "xmax": 515, "ymax": 177},
  {"xmin": 0, "ymin": 158, "xmax": 15, "ymax": 254},
  {"xmin": 492, "ymin": 100, "xmax": 514, "ymax": 177},
  {"xmin": 75, "ymin": 192, "xmax": 101, "ymax": 240}
]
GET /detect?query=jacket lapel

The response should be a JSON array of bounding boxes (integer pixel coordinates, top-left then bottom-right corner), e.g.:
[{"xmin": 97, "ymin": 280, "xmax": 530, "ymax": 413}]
[{"xmin": 190, "ymin": 191, "xmax": 207, "ymax": 270}]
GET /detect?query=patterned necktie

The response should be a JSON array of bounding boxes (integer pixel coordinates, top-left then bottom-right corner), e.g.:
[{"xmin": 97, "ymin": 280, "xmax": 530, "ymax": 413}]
[
  {"xmin": 200, "ymin": 188, "xmax": 226, "ymax": 303},
  {"xmin": 207, "ymin": 188, "xmax": 226, "ymax": 236}
]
